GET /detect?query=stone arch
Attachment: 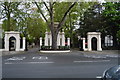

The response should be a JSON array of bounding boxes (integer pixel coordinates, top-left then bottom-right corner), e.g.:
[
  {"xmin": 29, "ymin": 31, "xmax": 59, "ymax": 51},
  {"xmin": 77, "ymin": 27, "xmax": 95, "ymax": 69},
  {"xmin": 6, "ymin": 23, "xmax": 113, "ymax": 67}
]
[
  {"xmin": 87, "ymin": 32, "xmax": 102, "ymax": 51},
  {"xmin": 4, "ymin": 31, "xmax": 21, "ymax": 51}
]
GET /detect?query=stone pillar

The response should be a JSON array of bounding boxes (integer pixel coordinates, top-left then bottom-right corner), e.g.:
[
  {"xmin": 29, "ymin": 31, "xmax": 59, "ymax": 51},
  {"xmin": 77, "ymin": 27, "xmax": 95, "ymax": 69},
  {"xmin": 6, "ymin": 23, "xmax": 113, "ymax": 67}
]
[
  {"xmin": 97, "ymin": 35, "xmax": 102, "ymax": 51},
  {"xmin": 67, "ymin": 38, "xmax": 70, "ymax": 47},
  {"xmin": 50, "ymin": 35, "xmax": 52, "ymax": 46},
  {"xmin": 82, "ymin": 38, "xmax": 87, "ymax": 51},
  {"xmin": 16, "ymin": 37, "xmax": 20, "ymax": 51},
  {"xmin": 5, "ymin": 35, "xmax": 9, "ymax": 51},
  {"xmin": 62, "ymin": 32, "xmax": 65, "ymax": 46},
  {"xmin": 45, "ymin": 32, "xmax": 48, "ymax": 46},
  {"xmin": 23, "ymin": 37, "xmax": 26, "ymax": 50},
  {"xmin": 40, "ymin": 37, "xmax": 42, "ymax": 49},
  {"xmin": 88, "ymin": 35, "xmax": 92, "ymax": 51}
]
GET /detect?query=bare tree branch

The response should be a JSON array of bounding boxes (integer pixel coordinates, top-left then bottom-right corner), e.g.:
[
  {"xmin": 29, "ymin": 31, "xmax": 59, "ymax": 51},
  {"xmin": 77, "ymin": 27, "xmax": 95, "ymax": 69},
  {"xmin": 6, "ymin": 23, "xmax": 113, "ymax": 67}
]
[
  {"xmin": 49, "ymin": 2, "xmax": 54, "ymax": 30},
  {"xmin": 34, "ymin": 2, "xmax": 48, "ymax": 23},
  {"xmin": 57, "ymin": 2, "xmax": 77, "ymax": 30},
  {"xmin": 43, "ymin": 2, "xmax": 51, "ymax": 14},
  {"xmin": 52, "ymin": 2, "xmax": 56, "ymax": 5}
]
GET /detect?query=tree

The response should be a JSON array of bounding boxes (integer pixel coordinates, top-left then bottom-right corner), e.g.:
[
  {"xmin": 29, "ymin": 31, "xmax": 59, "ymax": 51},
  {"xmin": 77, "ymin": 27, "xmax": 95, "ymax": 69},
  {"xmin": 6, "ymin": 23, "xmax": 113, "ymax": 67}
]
[
  {"xmin": 34, "ymin": 1, "xmax": 77, "ymax": 49},
  {"xmin": 16, "ymin": 2, "xmax": 47, "ymax": 45},
  {"xmin": 102, "ymin": 2, "xmax": 120, "ymax": 47},
  {"xmin": 27, "ymin": 17, "xmax": 47, "ymax": 45},
  {"xmin": 63, "ymin": 2, "xmax": 94, "ymax": 48},
  {"xmin": 0, "ymin": 2, "xmax": 21, "ymax": 31},
  {"xmin": 77, "ymin": 2, "xmax": 105, "ymax": 36},
  {"xmin": 2, "ymin": 18, "xmax": 17, "ymax": 31}
]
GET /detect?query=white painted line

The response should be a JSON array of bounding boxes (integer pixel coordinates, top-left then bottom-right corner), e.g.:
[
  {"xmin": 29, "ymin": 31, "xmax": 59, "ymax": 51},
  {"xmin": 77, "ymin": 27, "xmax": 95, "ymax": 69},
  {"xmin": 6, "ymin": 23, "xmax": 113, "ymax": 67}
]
[
  {"xmin": 28, "ymin": 62, "xmax": 54, "ymax": 64},
  {"xmin": 4, "ymin": 61, "xmax": 54, "ymax": 64},
  {"xmin": 5, "ymin": 63, "xmax": 13, "ymax": 64},
  {"xmin": 32, "ymin": 56, "xmax": 48, "ymax": 60},
  {"xmin": 32, "ymin": 57, "xmax": 35, "ymax": 59},
  {"xmin": 46, "ymin": 57, "xmax": 48, "ymax": 59},
  {"xmin": 74, "ymin": 60, "xmax": 110, "ymax": 63},
  {"xmin": 5, "ymin": 57, "xmax": 26, "ymax": 61},
  {"xmin": 96, "ymin": 76, "xmax": 102, "ymax": 78}
]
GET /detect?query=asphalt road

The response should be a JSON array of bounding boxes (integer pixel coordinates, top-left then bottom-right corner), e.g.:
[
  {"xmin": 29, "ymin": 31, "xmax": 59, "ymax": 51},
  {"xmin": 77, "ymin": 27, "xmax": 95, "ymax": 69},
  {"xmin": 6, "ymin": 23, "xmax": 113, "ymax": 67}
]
[{"xmin": 2, "ymin": 48, "xmax": 119, "ymax": 79}]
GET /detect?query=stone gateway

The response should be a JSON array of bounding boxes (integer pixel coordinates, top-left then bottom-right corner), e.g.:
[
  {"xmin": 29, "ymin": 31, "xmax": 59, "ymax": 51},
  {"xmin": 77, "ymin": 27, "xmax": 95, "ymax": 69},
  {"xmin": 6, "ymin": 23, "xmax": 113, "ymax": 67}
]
[
  {"xmin": 4, "ymin": 31, "xmax": 26, "ymax": 51},
  {"xmin": 82, "ymin": 32, "xmax": 102, "ymax": 51}
]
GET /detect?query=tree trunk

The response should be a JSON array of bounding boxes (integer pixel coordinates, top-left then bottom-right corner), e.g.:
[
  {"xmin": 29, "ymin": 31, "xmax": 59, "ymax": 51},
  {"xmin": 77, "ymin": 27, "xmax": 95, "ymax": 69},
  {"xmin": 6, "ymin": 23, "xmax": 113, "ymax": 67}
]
[
  {"xmin": 7, "ymin": 13, "xmax": 10, "ymax": 31},
  {"xmin": 51, "ymin": 30, "xmax": 58, "ymax": 50}
]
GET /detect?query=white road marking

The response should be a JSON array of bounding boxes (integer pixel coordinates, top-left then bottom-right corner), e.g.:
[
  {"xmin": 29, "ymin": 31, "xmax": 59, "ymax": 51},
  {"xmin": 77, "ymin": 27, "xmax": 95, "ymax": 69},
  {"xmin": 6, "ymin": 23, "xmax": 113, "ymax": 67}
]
[
  {"xmin": 96, "ymin": 76, "xmax": 102, "ymax": 78},
  {"xmin": 32, "ymin": 56, "xmax": 48, "ymax": 60},
  {"xmin": 4, "ymin": 61, "xmax": 54, "ymax": 64},
  {"xmin": 74, "ymin": 60, "xmax": 110, "ymax": 63},
  {"xmin": 4, "ymin": 63, "xmax": 13, "ymax": 64},
  {"xmin": 28, "ymin": 62, "xmax": 54, "ymax": 64},
  {"xmin": 5, "ymin": 57, "xmax": 26, "ymax": 61}
]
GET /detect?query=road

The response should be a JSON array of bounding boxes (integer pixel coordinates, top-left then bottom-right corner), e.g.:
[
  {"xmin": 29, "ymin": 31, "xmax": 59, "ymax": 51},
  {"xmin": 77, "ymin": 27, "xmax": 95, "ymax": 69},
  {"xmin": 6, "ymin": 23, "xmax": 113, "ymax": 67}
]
[{"xmin": 2, "ymin": 48, "xmax": 119, "ymax": 79}]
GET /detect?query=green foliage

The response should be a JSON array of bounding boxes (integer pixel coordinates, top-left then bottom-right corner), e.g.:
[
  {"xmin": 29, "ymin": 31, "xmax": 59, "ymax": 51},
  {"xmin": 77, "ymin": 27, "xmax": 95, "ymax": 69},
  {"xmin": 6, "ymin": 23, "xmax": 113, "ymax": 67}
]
[
  {"xmin": 1, "ymin": 2, "xmax": 21, "ymax": 31},
  {"xmin": 77, "ymin": 2, "xmax": 105, "ymax": 36},
  {"xmin": 54, "ymin": 2, "xmax": 72, "ymax": 22},
  {"xmin": 27, "ymin": 17, "xmax": 47, "ymax": 40},
  {"xmin": 117, "ymin": 30, "xmax": 120, "ymax": 42},
  {"xmin": 102, "ymin": 2, "xmax": 120, "ymax": 46},
  {"xmin": 64, "ymin": 2, "xmax": 94, "ymax": 38},
  {"xmin": 1, "ymin": 2, "xmax": 47, "ymax": 44},
  {"xmin": 102, "ymin": 2, "xmax": 120, "ymax": 27},
  {"xmin": 102, "ymin": 2, "xmax": 120, "ymax": 28},
  {"xmin": 2, "ymin": 18, "xmax": 17, "ymax": 31}
]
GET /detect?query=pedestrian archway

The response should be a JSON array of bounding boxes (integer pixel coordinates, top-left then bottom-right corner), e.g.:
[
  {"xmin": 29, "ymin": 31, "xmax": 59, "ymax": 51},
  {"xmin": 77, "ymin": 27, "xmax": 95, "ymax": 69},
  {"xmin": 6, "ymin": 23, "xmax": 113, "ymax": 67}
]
[
  {"xmin": 91, "ymin": 37, "xmax": 97, "ymax": 50},
  {"xmin": 9, "ymin": 36, "xmax": 16, "ymax": 51},
  {"xmin": 4, "ymin": 31, "xmax": 26, "ymax": 51},
  {"xmin": 87, "ymin": 32, "xmax": 102, "ymax": 51}
]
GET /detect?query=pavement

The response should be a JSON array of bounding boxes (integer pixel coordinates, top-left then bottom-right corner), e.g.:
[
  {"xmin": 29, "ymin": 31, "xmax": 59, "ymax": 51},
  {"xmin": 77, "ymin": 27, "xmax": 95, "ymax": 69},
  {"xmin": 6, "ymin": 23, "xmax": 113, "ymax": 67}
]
[
  {"xmin": 80, "ymin": 50, "xmax": 120, "ymax": 59},
  {"xmin": 1, "ymin": 47, "xmax": 120, "ymax": 57}
]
